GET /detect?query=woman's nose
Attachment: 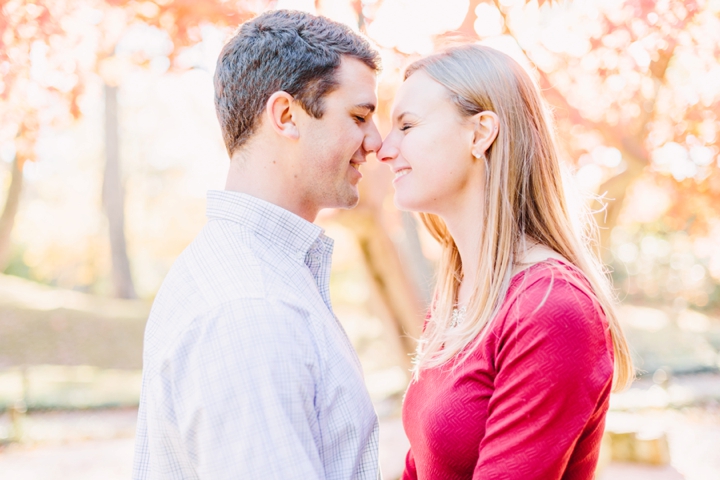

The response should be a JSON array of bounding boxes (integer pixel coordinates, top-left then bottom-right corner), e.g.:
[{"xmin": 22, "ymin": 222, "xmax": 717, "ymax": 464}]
[{"xmin": 377, "ymin": 133, "xmax": 398, "ymax": 163}]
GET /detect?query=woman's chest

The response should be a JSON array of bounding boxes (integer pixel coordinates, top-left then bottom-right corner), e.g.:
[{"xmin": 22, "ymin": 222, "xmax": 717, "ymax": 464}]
[{"xmin": 402, "ymin": 353, "xmax": 496, "ymax": 476}]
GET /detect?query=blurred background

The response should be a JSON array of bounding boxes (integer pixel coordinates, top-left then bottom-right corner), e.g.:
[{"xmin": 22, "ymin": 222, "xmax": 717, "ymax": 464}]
[{"xmin": 1, "ymin": 0, "xmax": 719, "ymax": 478}]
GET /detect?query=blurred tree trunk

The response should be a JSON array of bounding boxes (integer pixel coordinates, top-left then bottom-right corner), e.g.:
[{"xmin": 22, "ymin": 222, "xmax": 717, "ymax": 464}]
[
  {"xmin": 537, "ymin": 74, "xmax": 652, "ymax": 258},
  {"xmin": 398, "ymin": 211, "xmax": 434, "ymax": 304},
  {"xmin": 490, "ymin": 5, "xmax": 689, "ymax": 260},
  {"xmin": 591, "ymin": 148, "xmax": 647, "ymax": 255},
  {"xmin": 336, "ymin": 207, "xmax": 426, "ymax": 368},
  {"xmin": 0, "ymin": 155, "xmax": 24, "ymax": 271},
  {"xmin": 457, "ymin": 0, "xmax": 484, "ymax": 38},
  {"xmin": 103, "ymin": 83, "xmax": 136, "ymax": 299}
]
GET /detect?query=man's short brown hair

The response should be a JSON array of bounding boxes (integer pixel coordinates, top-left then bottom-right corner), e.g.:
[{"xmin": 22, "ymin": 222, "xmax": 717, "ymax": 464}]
[{"xmin": 214, "ymin": 10, "xmax": 380, "ymax": 156}]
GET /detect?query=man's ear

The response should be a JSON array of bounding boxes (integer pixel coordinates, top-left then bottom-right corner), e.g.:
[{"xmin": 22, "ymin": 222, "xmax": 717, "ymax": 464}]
[
  {"xmin": 470, "ymin": 111, "xmax": 500, "ymax": 158},
  {"xmin": 266, "ymin": 91, "xmax": 299, "ymax": 140}
]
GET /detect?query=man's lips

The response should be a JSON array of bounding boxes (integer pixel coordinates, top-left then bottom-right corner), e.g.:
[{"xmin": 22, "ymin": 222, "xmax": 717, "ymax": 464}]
[{"xmin": 349, "ymin": 161, "xmax": 363, "ymax": 178}]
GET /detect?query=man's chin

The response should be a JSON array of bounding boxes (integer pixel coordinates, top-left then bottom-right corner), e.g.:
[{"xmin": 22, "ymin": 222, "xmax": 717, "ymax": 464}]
[
  {"xmin": 335, "ymin": 187, "xmax": 360, "ymax": 210},
  {"xmin": 338, "ymin": 194, "xmax": 360, "ymax": 210},
  {"xmin": 315, "ymin": 184, "xmax": 360, "ymax": 212}
]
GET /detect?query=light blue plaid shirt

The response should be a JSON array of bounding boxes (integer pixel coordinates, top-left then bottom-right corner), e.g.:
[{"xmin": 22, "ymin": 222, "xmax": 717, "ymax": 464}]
[{"xmin": 133, "ymin": 191, "xmax": 380, "ymax": 479}]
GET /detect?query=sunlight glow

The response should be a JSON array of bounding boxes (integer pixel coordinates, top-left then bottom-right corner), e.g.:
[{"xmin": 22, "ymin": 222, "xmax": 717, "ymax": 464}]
[
  {"xmin": 474, "ymin": 3, "xmax": 504, "ymax": 37},
  {"xmin": 591, "ymin": 146, "xmax": 622, "ymax": 168},
  {"xmin": 620, "ymin": 179, "xmax": 672, "ymax": 224},
  {"xmin": 652, "ymin": 142, "xmax": 699, "ymax": 181},
  {"xmin": 318, "ymin": 0, "xmax": 359, "ymax": 31},
  {"xmin": 274, "ymin": 0, "xmax": 316, "ymax": 14},
  {"xmin": 367, "ymin": 0, "xmax": 469, "ymax": 54}
]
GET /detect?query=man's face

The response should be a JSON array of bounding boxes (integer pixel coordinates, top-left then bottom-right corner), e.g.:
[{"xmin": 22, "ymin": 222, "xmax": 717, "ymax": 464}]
[{"xmin": 294, "ymin": 57, "xmax": 381, "ymax": 212}]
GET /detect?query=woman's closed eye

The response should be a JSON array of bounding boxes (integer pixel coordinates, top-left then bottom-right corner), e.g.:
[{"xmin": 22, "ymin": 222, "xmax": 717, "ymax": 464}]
[{"xmin": 400, "ymin": 123, "xmax": 413, "ymax": 132}]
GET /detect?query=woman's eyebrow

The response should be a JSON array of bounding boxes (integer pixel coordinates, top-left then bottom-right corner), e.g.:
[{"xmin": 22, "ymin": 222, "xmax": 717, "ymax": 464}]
[{"xmin": 396, "ymin": 111, "xmax": 418, "ymax": 122}]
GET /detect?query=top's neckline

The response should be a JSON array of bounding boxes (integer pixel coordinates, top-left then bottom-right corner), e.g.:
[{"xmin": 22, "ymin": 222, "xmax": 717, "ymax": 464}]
[{"xmin": 509, "ymin": 256, "xmax": 576, "ymax": 286}]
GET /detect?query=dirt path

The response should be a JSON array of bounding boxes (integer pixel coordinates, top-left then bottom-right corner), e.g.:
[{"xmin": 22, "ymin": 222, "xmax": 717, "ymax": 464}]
[
  {"xmin": 0, "ymin": 438, "xmax": 134, "ymax": 480},
  {"xmin": 2, "ymin": 407, "xmax": 719, "ymax": 480}
]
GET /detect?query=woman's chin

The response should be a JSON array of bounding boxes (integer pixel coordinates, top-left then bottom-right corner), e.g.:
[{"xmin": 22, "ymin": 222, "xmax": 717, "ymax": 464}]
[{"xmin": 393, "ymin": 194, "xmax": 428, "ymax": 213}]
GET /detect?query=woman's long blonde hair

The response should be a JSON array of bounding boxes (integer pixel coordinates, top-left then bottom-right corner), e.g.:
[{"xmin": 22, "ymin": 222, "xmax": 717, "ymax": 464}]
[{"xmin": 409, "ymin": 45, "xmax": 633, "ymax": 392}]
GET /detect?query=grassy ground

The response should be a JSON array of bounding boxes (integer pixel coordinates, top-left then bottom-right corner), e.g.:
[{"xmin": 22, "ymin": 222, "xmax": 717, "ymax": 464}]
[{"xmin": 0, "ymin": 274, "xmax": 150, "ymax": 370}]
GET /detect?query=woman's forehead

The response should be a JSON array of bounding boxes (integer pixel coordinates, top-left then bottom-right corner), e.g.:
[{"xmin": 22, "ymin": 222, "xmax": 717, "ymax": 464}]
[{"xmin": 392, "ymin": 71, "xmax": 453, "ymax": 118}]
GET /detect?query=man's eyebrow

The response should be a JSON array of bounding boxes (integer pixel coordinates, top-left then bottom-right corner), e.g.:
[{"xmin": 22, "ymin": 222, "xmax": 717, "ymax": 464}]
[{"xmin": 353, "ymin": 103, "xmax": 376, "ymax": 113}]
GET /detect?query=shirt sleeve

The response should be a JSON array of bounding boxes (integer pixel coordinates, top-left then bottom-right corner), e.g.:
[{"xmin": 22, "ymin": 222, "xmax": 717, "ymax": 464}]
[
  {"xmin": 167, "ymin": 297, "xmax": 325, "ymax": 480},
  {"xmin": 473, "ymin": 275, "xmax": 613, "ymax": 480}
]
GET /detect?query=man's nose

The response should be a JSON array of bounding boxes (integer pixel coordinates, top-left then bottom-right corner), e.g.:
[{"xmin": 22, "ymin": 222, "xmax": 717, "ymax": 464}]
[{"xmin": 364, "ymin": 120, "xmax": 382, "ymax": 154}]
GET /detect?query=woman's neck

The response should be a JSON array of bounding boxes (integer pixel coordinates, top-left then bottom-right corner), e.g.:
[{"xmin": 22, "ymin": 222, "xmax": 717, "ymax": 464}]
[
  {"xmin": 440, "ymin": 195, "xmax": 483, "ymax": 307},
  {"xmin": 443, "ymin": 210, "xmax": 567, "ymax": 307}
]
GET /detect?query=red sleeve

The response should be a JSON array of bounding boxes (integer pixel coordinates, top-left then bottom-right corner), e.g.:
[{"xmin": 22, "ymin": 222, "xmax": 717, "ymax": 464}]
[
  {"xmin": 402, "ymin": 448, "xmax": 418, "ymax": 480},
  {"xmin": 473, "ymin": 275, "xmax": 613, "ymax": 479}
]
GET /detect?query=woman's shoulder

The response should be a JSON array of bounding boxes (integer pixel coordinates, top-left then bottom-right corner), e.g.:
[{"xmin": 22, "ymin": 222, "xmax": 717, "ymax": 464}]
[
  {"xmin": 501, "ymin": 258, "xmax": 606, "ymax": 329},
  {"xmin": 511, "ymin": 257, "xmax": 595, "ymax": 296},
  {"xmin": 487, "ymin": 258, "xmax": 614, "ymax": 386}
]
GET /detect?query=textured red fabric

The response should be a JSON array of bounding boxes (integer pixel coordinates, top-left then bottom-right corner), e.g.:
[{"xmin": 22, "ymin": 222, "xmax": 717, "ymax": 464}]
[{"xmin": 401, "ymin": 259, "xmax": 614, "ymax": 480}]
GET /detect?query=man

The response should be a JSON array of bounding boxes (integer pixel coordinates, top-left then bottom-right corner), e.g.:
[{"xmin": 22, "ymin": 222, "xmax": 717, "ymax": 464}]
[{"xmin": 133, "ymin": 10, "xmax": 383, "ymax": 479}]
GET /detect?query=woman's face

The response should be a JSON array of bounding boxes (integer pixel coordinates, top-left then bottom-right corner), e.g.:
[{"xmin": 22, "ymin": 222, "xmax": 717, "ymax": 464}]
[{"xmin": 378, "ymin": 71, "xmax": 482, "ymax": 215}]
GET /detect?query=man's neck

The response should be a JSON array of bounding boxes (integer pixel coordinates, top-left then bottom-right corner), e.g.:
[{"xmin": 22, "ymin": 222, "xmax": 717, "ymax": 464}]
[{"xmin": 224, "ymin": 150, "xmax": 319, "ymax": 223}]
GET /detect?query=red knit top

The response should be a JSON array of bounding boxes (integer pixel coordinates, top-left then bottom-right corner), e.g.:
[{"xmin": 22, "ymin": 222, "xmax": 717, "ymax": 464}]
[{"xmin": 402, "ymin": 259, "xmax": 614, "ymax": 480}]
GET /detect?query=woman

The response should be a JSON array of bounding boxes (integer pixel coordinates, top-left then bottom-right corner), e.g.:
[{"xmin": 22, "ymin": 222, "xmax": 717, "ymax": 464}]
[{"xmin": 377, "ymin": 45, "xmax": 633, "ymax": 479}]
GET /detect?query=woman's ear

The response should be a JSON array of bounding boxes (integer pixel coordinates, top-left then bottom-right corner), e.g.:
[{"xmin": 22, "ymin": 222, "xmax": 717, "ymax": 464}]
[
  {"xmin": 470, "ymin": 111, "xmax": 500, "ymax": 159},
  {"xmin": 266, "ymin": 91, "xmax": 299, "ymax": 140}
]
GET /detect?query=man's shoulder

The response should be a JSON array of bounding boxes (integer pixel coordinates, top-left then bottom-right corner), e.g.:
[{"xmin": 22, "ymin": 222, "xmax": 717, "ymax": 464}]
[
  {"xmin": 159, "ymin": 218, "xmax": 279, "ymax": 306},
  {"xmin": 144, "ymin": 219, "xmax": 318, "ymax": 363}
]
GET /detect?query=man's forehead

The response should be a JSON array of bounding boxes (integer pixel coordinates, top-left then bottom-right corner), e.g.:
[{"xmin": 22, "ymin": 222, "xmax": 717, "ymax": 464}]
[{"xmin": 335, "ymin": 56, "xmax": 378, "ymax": 99}]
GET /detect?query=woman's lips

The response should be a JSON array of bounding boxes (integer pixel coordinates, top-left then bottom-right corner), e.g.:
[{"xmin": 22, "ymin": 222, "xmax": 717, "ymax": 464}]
[{"xmin": 393, "ymin": 168, "xmax": 411, "ymax": 183}]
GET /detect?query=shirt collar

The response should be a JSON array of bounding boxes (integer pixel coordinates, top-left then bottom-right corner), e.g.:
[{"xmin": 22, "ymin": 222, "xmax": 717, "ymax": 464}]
[{"xmin": 206, "ymin": 190, "xmax": 333, "ymax": 259}]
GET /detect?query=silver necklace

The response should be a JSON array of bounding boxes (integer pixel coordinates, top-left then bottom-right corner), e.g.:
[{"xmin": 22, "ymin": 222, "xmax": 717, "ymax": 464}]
[{"xmin": 450, "ymin": 306, "xmax": 467, "ymax": 328}]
